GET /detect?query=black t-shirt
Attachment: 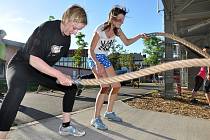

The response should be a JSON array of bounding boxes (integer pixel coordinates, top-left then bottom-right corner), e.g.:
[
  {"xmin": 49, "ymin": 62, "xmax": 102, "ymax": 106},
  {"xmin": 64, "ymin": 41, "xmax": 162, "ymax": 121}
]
[{"xmin": 14, "ymin": 20, "xmax": 71, "ymax": 66}]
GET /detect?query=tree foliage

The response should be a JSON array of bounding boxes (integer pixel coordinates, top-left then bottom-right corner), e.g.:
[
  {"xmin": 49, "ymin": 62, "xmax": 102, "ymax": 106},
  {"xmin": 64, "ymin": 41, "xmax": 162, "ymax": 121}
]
[
  {"xmin": 119, "ymin": 50, "xmax": 133, "ymax": 69},
  {"xmin": 0, "ymin": 43, "xmax": 6, "ymax": 61},
  {"xmin": 48, "ymin": 16, "xmax": 55, "ymax": 21},
  {"xmin": 108, "ymin": 40, "xmax": 132, "ymax": 70},
  {"xmin": 73, "ymin": 32, "xmax": 88, "ymax": 67},
  {"xmin": 143, "ymin": 36, "xmax": 164, "ymax": 65},
  {"xmin": 0, "ymin": 30, "xmax": 6, "ymax": 60}
]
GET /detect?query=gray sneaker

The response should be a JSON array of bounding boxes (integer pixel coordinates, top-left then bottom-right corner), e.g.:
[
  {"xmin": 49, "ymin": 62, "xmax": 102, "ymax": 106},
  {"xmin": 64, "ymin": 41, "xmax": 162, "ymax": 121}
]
[
  {"xmin": 91, "ymin": 117, "xmax": 108, "ymax": 130},
  {"xmin": 104, "ymin": 112, "xmax": 123, "ymax": 122},
  {"xmin": 59, "ymin": 125, "xmax": 86, "ymax": 136}
]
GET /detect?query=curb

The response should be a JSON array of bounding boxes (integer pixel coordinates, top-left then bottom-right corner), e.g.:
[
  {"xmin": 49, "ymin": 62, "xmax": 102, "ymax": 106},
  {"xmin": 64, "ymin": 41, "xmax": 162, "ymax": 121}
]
[{"xmin": 121, "ymin": 90, "xmax": 156, "ymax": 102}]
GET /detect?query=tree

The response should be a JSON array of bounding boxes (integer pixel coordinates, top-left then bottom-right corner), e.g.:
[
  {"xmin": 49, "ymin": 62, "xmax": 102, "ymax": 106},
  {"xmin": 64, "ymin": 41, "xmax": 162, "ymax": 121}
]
[
  {"xmin": 109, "ymin": 40, "xmax": 132, "ymax": 70},
  {"xmin": 119, "ymin": 50, "xmax": 133, "ymax": 69},
  {"xmin": 143, "ymin": 36, "xmax": 164, "ymax": 66},
  {"xmin": 0, "ymin": 30, "xmax": 6, "ymax": 61},
  {"xmin": 73, "ymin": 32, "xmax": 88, "ymax": 75},
  {"xmin": 48, "ymin": 16, "xmax": 55, "ymax": 21},
  {"xmin": 109, "ymin": 41, "xmax": 123, "ymax": 69}
]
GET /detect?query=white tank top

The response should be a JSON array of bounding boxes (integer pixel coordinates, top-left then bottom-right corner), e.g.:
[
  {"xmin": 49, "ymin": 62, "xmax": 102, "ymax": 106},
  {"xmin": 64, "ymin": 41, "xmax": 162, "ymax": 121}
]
[{"xmin": 90, "ymin": 24, "xmax": 116, "ymax": 56}]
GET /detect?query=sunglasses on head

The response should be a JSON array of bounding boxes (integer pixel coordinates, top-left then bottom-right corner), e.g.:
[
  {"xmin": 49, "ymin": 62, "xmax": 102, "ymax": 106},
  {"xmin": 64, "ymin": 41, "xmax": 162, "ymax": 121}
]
[
  {"xmin": 113, "ymin": 5, "xmax": 126, "ymax": 11},
  {"xmin": 111, "ymin": 8, "xmax": 127, "ymax": 18}
]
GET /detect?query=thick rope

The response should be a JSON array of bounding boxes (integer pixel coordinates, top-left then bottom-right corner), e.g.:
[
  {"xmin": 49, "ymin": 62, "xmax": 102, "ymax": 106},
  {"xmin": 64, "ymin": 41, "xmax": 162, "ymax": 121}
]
[
  {"xmin": 147, "ymin": 32, "xmax": 210, "ymax": 58},
  {"xmin": 79, "ymin": 58, "xmax": 210, "ymax": 85},
  {"xmin": 78, "ymin": 32, "xmax": 210, "ymax": 86}
]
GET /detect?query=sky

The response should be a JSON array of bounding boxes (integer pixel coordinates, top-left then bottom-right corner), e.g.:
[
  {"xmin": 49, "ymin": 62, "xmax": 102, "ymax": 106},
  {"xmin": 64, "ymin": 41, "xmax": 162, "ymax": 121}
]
[{"xmin": 0, "ymin": 0, "xmax": 164, "ymax": 53}]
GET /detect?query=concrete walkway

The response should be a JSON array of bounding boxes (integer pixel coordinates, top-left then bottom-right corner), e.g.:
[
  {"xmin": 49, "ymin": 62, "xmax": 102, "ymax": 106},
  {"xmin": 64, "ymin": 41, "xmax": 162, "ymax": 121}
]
[{"xmin": 8, "ymin": 100, "xmax": 210, "ymax": 140}]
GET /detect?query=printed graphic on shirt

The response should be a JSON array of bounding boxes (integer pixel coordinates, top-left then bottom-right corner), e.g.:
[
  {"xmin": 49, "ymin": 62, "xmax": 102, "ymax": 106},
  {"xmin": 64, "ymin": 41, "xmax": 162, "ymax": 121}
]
[
  {"xmin": 98, "ymin": 40, "xmax": 114, "ymax": 51},
  {"xmin": 49, "ymin": 45, "xmax": 63, "ymax": 56}
]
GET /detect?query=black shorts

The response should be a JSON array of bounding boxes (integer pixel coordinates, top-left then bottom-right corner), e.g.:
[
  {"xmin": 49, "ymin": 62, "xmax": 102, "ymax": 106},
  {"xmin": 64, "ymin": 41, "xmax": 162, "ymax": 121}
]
[
  {"xmin": 194, "ymin": 75, "xmax": 204, "ymax": 92},
  {"xmin": 204, "ymin": 80, "xmax": 210, "ymax": 93}
]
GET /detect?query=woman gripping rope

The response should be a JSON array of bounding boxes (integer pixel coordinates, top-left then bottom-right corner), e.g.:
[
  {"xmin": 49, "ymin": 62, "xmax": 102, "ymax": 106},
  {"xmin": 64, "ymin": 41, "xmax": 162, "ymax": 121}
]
[{"xmin": 88, "ymin": 5, "xmax": 148, "ymax": 130}]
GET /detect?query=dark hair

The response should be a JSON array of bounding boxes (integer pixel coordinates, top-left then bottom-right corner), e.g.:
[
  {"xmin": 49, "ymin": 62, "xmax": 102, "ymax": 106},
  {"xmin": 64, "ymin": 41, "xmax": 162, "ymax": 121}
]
[
  {"xmin": 102, "ymin": 5, "xmax": 128, "ymax": 36},
  {"xmin": 204, "ymin": 45, "xmax": 210, "ymax": 49}
]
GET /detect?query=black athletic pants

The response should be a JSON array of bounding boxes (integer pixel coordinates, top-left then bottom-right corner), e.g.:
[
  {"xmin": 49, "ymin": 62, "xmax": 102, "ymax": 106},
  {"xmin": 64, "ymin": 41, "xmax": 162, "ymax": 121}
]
[
  {"xmin": 0, "ymin": 61, "xmax": 77, "ymax": 131},
  {"xmin": 194, "ymin": 75, "xmax": 204, "ymax": 92}
]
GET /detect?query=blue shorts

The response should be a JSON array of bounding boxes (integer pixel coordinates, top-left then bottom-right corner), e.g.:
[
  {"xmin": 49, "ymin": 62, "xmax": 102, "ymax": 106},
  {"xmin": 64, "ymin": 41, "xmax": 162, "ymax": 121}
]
[{"xmin": 88, "ymin": 54, "xmax": 112, "ymax": 69}]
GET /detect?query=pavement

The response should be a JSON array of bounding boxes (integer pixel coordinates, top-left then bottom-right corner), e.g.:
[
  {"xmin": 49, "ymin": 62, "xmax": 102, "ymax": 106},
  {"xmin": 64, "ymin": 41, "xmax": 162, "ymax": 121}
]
[
  {"xmin": 12, "ymin": 87, "xmax": 152, "ymax": 125},
  {"xmin": 4, "ymin": 86, "xmax": 210, "ymax": 140}
]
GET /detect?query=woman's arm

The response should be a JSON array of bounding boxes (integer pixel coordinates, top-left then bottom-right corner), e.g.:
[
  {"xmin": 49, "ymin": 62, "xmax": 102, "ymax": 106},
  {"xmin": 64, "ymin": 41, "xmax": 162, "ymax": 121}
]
[
  {"xmin": 29, "ymin": 55, "xmax": 73, "ymax": 86},
  {"xmin": 89, "ymin": 33, "xmax": 104, "ymax": 75},
  {"xmin": 89, "ymin": 33, "xmax": 100, "ymax": 64},
  {"xmin": 118, "ymin": 28, "xmax": 146, "ymax": 46}
]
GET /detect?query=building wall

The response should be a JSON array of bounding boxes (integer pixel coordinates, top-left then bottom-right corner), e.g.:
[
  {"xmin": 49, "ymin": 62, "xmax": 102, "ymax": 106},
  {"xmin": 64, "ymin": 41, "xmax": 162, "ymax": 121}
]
[
  {"xmin": 0, "ymin": 60, "xmax": 5, "ymax": 79},
  {"xmin": 5, "ymin": 46, "xmax": 18, "ymax": 65},
  {"xmin": 0, "ymin": 46, "xmax": 20, "ymax": 79}
]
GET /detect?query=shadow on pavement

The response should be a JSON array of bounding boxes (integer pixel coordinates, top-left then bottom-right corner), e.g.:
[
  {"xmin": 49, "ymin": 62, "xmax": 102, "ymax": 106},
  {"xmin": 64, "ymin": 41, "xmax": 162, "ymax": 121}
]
[
  {"xmin": 111, "ymin": 121, "xmax": 176, "ymax": 140},
  {"xmin": 14, "ymin": 105, "xmax": 55, "ymax": 126}
]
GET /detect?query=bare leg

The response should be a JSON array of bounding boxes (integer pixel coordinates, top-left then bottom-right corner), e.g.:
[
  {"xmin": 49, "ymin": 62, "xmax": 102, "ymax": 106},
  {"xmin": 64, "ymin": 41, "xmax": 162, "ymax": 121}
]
[
  {"xmin": 105, "ymin": 66, "xmax": 121, "ymax": 112},
  {"xmin": 91, "ymin": 67, "xmax": 109, "ymax": 118},
  {"xmin": 205, "ymin": 93, "xmax": 210, "ymax": 105},
  {"xmin": 104, "ymin": 82, "xmax": 122, "ymax": 122},
  {"xmin": 94, "ymin": 89, "xmax": 106, "ymax": 118},
  {"xmin": 62, "ymin": 112, "xmax": 71, "ymax": 123},
  {"xmin": 0, "ymin": 131, "xmax": 8, "ymax": 139},
  {"xmin": 107, "ymin": 87, "xmax": 120, "ymax": 112}
]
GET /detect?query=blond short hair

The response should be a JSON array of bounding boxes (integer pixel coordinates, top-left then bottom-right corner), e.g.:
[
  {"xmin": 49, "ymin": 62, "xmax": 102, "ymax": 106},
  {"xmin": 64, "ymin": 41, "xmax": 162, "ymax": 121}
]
[{"xmin": 62, "ymin": 5, "xmax": 87, "ymax": 25}]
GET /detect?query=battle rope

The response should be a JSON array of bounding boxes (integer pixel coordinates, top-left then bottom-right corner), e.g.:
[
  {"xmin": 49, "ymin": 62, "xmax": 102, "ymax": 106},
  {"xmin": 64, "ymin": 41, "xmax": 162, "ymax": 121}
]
[
  {"xmin": 75, "ymin": 32, "xmax": 210, "ymax": 86},
  {"xmin": 77, "ymin": 58, "xmax": 210, "ymax": 85},
  {"xmin": 147, "ymin": 32, "xmax": 210, "ymax": 58}
]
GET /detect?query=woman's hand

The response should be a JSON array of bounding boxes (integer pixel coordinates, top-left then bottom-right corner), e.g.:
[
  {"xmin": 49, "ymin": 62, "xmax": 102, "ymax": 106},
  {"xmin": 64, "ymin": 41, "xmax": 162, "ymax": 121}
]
[
  {"xmin": 139, "ymin": 33, "xmax": 149, "ymax": 40},
  {"xmin": 56, "ymin": 72, "xmax": 74, "ymax": 86},
  {"xmin": 96, "ymin": 62, "xmax": 104, "ymax": 76}
]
